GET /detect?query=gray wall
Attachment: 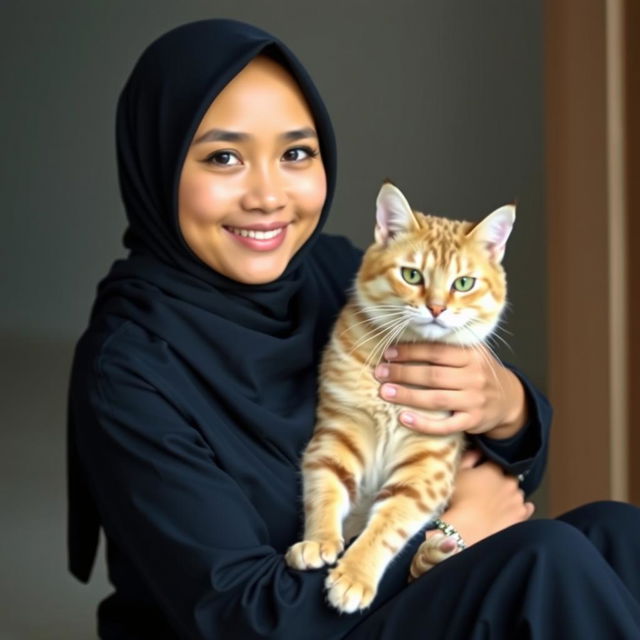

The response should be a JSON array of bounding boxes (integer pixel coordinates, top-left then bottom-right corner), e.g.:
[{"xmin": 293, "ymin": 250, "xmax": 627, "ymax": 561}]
[{"xmin": 1, "ymin": 1, "xmax": 545, "ymax": 637}]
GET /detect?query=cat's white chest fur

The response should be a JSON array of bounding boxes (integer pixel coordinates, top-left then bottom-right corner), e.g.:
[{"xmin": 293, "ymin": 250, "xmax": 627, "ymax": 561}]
[
  {"xmin": 319, "ymin": 325, "xmax": 461, "ymax": 541},
  {"xmin": 341, "ymin": 387, "xmax": 449, "ymax": 540}
]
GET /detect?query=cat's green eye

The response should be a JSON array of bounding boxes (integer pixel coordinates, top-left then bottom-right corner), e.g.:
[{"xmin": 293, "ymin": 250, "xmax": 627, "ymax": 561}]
[
  {"xmin": 400, "ymin": 267, "xmax": 424, "ymax": 285},
  {"xmin": 452, "ymin": 276, "xmax": 476, "ymax": 292}
]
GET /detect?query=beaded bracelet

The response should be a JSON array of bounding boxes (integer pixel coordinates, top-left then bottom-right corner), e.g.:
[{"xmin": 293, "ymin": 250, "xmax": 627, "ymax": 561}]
[{"xmin": 431, "ymin": 518, "xmax": 466, "ymax": 551}]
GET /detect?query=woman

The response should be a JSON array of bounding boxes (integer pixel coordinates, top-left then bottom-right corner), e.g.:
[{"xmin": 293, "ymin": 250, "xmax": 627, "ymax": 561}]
[{"xmin": 67, "ymin": 19, "xmax": 640, "ymax": 639}]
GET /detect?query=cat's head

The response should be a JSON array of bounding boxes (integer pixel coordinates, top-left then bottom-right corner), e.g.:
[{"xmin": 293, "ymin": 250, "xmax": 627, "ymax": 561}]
[{"xmin": 355, "ymin": 182, "xmax": 515, "ymax": 346}]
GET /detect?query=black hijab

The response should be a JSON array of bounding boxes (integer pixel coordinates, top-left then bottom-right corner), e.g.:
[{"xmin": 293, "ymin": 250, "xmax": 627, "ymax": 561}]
[{"xmin": 68, "ymin": 18, "xmax": 361, "ymax": 582}]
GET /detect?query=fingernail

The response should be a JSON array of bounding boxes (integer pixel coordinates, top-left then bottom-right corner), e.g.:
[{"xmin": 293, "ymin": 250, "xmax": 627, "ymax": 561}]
[
  {"xmin": 400, "ymin": 412, "xmax": 414, "ymax": 424},
  {"xmin": 384, "ymin": 347, "xmax": 398, "ymax": 360},
  {"xmin": 375, "ymin": 365, "xmax": 389, "ymax": 379},
  {"xmin": 440, "ymin": 537, "xmax": 457, "ymax": 553},
  {"xmin": 381, "ymin": 384, "xmax": 397, "ymax": 398}
]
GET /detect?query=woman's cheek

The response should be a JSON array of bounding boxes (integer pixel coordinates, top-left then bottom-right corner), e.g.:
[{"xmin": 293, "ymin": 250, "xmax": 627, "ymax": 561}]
[
  {"xmin": 295, "ymin": 170, "xmax": 326, "ymax": 218},
  {"xmin": 181, "ymin": 177, "xmax": 235, "ymax": 223}
]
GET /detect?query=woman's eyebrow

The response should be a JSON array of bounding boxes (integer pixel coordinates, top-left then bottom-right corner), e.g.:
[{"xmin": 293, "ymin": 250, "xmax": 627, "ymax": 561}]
[
  {"xmin": 193, "ymin": 127, "xmax": 317, "ymax": 145},
  {"xmin": 193, "ymin": 129, "xmax": 248, "ymax": 144},
  {"xmin": 281, "ymin": 127, "xmax": 318, "ymax": 142}
]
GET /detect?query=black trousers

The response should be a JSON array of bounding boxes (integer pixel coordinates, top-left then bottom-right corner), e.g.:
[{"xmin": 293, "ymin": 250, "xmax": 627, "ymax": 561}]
[{"xmin": 347, "ymin": 501, "xmax": 640, "ymax": 639}]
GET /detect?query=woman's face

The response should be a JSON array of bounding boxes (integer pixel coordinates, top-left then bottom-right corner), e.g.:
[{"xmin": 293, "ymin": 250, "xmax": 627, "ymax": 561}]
[{"xmin": 178, "ymin": 55, "xmax": 327, "ymax": 284}]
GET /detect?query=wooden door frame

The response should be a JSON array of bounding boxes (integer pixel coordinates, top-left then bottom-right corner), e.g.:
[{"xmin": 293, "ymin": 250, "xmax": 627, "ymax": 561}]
[
  {"xmin": 545, "ymin": 0, "xmax": 638, "ymax": 514},
  {"xmin": 625, "ymin": 0, "xmax": 640, "ymax": 506}
]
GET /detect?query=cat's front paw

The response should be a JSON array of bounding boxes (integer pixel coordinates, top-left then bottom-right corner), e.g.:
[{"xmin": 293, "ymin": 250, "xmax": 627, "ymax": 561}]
[
  {"xmin": 285, "ymin": 539, "xmax": 344, "ymax": 570},
  {"xmin": 408, "ymin": 533, "xmax": 461, "ymax": 582},
  {"xmin": 325, "ymin": 559, "xmax": 377, "ymax": 613}
]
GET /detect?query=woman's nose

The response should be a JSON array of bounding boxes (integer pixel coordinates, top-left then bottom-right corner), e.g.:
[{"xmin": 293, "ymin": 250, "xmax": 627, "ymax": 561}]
[{"xmin": 240, "ymin": 165, "xmax": 287, "ymax": 214}]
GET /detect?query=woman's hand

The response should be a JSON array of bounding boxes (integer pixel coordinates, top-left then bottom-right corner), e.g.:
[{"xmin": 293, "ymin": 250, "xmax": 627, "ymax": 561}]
[
  {"xmin": 374, "ymin": 341, "xmax": 527, "ymax": 439},
  {"xmin": 437, "ymin": 449, "xmax": 535, "ymax": 548}
]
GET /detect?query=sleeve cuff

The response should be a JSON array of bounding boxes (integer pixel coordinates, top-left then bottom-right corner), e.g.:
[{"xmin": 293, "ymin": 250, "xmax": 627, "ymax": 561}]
[{"xmin": 471, "ymin": 363, "xmax": 549, "ymax": 481}]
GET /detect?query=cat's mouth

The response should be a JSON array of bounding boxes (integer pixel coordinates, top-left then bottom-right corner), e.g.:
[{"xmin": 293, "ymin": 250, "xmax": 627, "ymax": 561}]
[{"xmin": 412, "ymin": 317, "xmax": 449, "ymax": 328}]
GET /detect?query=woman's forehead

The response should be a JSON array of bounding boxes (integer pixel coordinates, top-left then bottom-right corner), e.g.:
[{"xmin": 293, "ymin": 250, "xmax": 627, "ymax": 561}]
[{"xmin": 193, "ymin": 55, "xmax": 315, "ymax": 135}]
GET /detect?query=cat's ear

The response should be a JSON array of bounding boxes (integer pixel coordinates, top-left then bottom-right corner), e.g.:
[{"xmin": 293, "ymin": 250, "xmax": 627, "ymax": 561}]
[
  {"xmin": 375, "ymin": 182, "xmax": 420, "ymax": 246},
  {"xmin": 467, "ymin": 204, "xmax": 515, "ymax": 263}
]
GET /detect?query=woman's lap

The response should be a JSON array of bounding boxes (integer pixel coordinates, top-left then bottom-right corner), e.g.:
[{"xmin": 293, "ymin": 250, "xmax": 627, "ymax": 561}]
[
  {"xmin": 555, "ymin": 500, "xmax": 640, "ymax": 601},
  {"xmin": 346, "ymin": 501, "xmax": 640, "ymax": 640}
]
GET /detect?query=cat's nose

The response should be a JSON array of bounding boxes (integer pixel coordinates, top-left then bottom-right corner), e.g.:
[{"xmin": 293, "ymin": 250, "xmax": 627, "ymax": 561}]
[{"xmin": 427, "ymin": 304, "xmax": 446, "ymax": 318}]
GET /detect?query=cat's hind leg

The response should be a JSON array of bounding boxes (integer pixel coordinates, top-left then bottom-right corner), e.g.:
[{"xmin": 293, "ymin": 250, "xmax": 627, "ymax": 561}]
[{"xmin": 408, "ymin": 531, "xmax": 462, "ymax": 581}]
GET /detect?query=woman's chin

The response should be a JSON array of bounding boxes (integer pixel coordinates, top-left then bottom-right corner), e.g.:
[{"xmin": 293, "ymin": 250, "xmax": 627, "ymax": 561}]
[{"xmin": 224, "ymin": 258, "xmax": 289, "ymax": 285}]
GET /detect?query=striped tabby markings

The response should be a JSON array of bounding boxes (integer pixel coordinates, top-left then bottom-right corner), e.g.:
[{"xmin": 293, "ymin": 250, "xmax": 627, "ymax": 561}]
[
  {"xmin": 387, "ymin": 445, "xmax": 455, "ymax": 476},
  {"xmin": 303, "ymin": 458, "xmax": 358, "ymax": 504},
  {"xmin": 334, "ymin": 317, "xmax": 370, "ymax": 365},
  {"xmin": 373, "ymin": 482, "xmax": 432, "ymax": 512},
  {"xmin": 381, "ymin": 540, "xmax": 399, "ymax": 554},
  {"xmin": 287, "ymin": 185, "xmax": 514, "ymax": 611},
  {"xmin": 320, "ymin": 448, "xmax": 458, "ymax": 609},
  {"xmin": 311, "ymin": 426, "xmax": 366, "ymax": 465},
  {"xmin": 286, "ymin": 455, "xmax": 352, "ymax": 570},
  {"xmin": 288, "ymin": 424, "xmax": 368, "ymax": 571},
  {"xmin": 325, "ymin": 480, "xmax": 444, "ymax": 613}
]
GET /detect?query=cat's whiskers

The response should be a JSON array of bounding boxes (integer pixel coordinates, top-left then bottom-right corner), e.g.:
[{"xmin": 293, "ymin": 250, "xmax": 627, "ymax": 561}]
[
  {"xmin": 359, "ymin": 321, "xmax": 412, "ymax": 368},
  {"xmin": 497, "ymin": 324, "xmax": 514, "ymax": 336},
  {"xmin": 362, "ymin": 317, "xmax": 412, "ymax": 373},
  {"xmin": 460, "ymin": 326, "xmax": 504, "ymax": 393},
  {"xmin": 490, "ymin": 319, "xmax": 514, "ymax": 350},
  {"xmin": 469, "ymin": 327, "xmax": 504, "ymax": 367},
  {"xmin": 486, "ymin": 328, "xmax": 513, "ymax": 355},
  {"xmin": 340, "ymin": 308, "xmax": 407, "ymax": 339},
  {"xmin": 351, "ymin": 310, "xmax": 412, "ymax": 370},
  {"xmin": 352, "ymin": 303, "xmax": 409, "ymax": 321},
  {"xmin": 348, "ymin": 312, "xmax": 411, "ymax": 356},
  {"xmin": 357, "ymin": 303, "xmax": 409, "ymax": 312},
  {"xmin": 372, "ymin": 316, "xmax": 412, "ymax": 364}
]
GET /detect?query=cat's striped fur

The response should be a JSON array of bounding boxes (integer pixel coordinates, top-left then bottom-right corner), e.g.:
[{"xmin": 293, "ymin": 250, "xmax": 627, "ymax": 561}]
[{"xmin": 286, "ymin": 183, "xmax": 515, "ymax": 613}]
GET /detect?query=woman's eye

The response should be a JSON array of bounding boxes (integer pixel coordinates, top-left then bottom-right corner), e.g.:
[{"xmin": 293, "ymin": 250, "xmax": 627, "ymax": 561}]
[
  {"xmin": 206, "ymin": 151, "xmax": 241, "ymax": 166},
  {"xmin": 452, "ymin": 276, "xmax": 476, "ymax": 292},
  {"xmin": 400, "ymin": 267, "xmax": 424, "ymax": 285},
  {"xmin": 282, "ymin": 146, "xmax": 317, "ymax": 162}
]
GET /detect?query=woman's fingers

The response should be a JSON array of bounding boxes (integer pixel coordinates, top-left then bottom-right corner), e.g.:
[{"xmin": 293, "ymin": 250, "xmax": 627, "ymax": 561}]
[
  {"xmin": 374, "ymin": 362, "xmax": 462, "ymax": 389},
  {"xmin": 383, "ymin": 342, "xmax": 470, "ymax": 367},
  {"xmin": 379, "ymin": 385, "xmax": 479, "ymax": 413}
]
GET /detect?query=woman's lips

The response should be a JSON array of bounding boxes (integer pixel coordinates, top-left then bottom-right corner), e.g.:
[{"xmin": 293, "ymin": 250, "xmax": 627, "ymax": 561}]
[{"xmin": 223, "ymin": 223, "xmax": 289, "ymax": 251}]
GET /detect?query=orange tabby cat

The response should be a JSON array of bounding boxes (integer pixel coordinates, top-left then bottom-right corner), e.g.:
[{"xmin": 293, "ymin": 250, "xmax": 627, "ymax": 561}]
[{"xmin": 285, "ymin": 182, "xmax": 515, "ymax": 613}]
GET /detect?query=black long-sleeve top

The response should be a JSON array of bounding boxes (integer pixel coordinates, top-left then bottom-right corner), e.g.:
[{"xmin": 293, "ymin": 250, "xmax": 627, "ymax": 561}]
[{"xmin": 68, "ymin": 242, "xmax": 551, "ymax": 640}]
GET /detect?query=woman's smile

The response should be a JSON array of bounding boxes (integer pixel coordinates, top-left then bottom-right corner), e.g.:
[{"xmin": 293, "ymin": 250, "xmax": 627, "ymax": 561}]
[{"xmin": 223, "ymin": 221, "xmax": 290, "ymax": 251}]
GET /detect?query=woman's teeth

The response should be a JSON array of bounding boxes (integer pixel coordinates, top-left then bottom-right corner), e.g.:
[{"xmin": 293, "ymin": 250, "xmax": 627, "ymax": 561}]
[{"xmin": 227, "ymin": 226, "xmax": 285, "ymax": 240}]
